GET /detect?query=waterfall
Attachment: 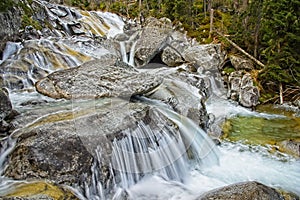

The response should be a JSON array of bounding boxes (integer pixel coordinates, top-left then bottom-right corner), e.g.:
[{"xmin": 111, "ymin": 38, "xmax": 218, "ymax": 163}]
[
  {"xmin": 0, "ymin": 137, "xmax": 17, "ymax": 194},
  {"xmin": 119, "ymin": 41, "xmax": 128, "ymax": 64},
  {"xmin": 111, "ymin": 121, "xmax": 189, "ymax": 189},
  {"xmin": 119, "ymin": 40, "xmax": 137, "ymax": 67},
  {"xmin": 128, "ymin": 41, "xmax": 137, "ymax": 66},
  {"xmin": 0, "ymin": 42, "xmax": 22, "ymax": 63},
  {"xmin": 110, "ymin": 102, "xmax": 219, "ymax": 189}
]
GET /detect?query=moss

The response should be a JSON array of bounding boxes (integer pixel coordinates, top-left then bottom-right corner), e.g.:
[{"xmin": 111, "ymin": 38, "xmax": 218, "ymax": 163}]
[
  {"xmin": 4, "ymin": 181, "xmax": 78, "ymax": 199},
  {"xmin": 21, "ymin": 14, "xmax": 42, "ymax": 30},
  {"xmin": 0, "ymin": 0, "xmax": 15, "ymax": 12},
  {"xmin": 223, "ymin": 66, "xmax": 235, "ymax": 74}
]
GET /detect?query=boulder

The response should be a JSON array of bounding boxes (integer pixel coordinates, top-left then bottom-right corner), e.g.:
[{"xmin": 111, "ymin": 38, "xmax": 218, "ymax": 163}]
[
  {"xmin": 230, "ymin": 55, "xmax": 254, "ymax": 71},
  {"xmin": 0, "ymin": 88, "xmax": 12, "ymax": 120},
  {"xmin": 0, "ymin": 87, "xmax": 14, "ymax": 135},
  {"xmin": 278, "ymin": 139, "xmax": 300, "ymax": 157},
  {"xmin": 0, "ymin": 7, "xmax": 21, "ymax": 57},
  {"xmin": 0, "ymin": 38, "xmax": 119, "ymax": 90},
  {"xmin": 36, "ymin": 55, "xmax": 163, "ymax": 99},
  {"xmin": 6, "ymin": 98, "xmax": 186, "ymax": 193},
  {"xmin": 161, "ymin": 46, "xmax": 184, "ymax": 67},
  {"xmin": 197, "ymin": 181, "xmax": 284, "ymax": 200},
  {"xmin": 182, "ymin": 44, "xmax": 225, "ymax": 71},
  {"xmin": 134, "ymin": 17, "xmax": 173, "ymax": 67},
  {"xmin": 149, "ymin": 69, "xmax": 209, "ymax": 129},
  {"xmin": 239, "ymin": 85, "xmax": 259, "ymax": 108},
  {"xmin": 227, "ymin": 71, "xmax": 259, "ymax": 108},
  {"xmin": 1, "ymin": 181, "xmax": 78, "ymax": 200}
]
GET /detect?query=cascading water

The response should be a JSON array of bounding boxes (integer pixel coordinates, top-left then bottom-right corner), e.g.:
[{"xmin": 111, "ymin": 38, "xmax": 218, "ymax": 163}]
[
  {"xmin": 119, "ymin": 40, "xmax": 137, "ymax": 67},
  {"xmin": 1, "ymin": 1, "xmax": 299, "ymax": 199},
  {"xmin": 0, "ymin": 137, "xmax": 17, "ymax": 195}
]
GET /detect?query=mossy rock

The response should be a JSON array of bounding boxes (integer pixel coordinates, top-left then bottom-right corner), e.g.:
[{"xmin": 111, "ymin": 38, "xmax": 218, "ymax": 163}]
[{"xmin": 2, "ymin": 181, "xmax": 78, "ymax": 199}]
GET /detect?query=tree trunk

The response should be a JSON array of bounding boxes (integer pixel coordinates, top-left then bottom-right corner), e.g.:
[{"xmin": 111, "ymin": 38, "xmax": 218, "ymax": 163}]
[
  {"xmin": 204, "ymin": 0, "xmax": 207, "ymax": 18},
  {"xmin": 279, "ymin": 83, "xmax": 283, "ymax": 104},
  {"xmin": 209, "ymin": 9, "xmax": 214, "ymax": 38},
  {"xmin": 253, "ymin": 2, "xmax": 262, "ymax": 58}
]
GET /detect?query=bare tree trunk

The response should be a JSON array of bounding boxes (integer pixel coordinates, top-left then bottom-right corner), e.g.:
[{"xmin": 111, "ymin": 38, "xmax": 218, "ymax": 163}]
[
  {"xmin": 138, "ymin": 0, "xmax": 142, "ymax": 24},
  {"xmin": 209, "ymin": 9, "xmax": 214, "ymax": 38},
  {"xmin": 279, "ymin": 83, "xmax": 283, "ymax": 104},
  {"xmin": 253, "ymin": 14, "xmax": 261, "ymax": 58},
  {"xmin": 233, "ymin": 0, "xmax": 238, "ymax": 10},
  {"xmin": 204, "ymin": 0, "xmax": 207, "ymax": 18},
  {"xmin": 208, "ymin": 0, "xmax": 212, "ymax": 12},
  {"xmin": 242, "ymin": 0, "xmax": 248, "ymax": 11}
]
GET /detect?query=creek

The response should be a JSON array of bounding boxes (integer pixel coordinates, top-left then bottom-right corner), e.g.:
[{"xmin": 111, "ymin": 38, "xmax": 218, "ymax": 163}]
[{"xmin": 0, "ymin": 1, "xmax": 299, "ymax": 199}]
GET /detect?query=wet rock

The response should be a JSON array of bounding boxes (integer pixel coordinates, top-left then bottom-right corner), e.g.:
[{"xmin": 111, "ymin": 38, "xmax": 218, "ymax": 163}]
[
  {"xmin": 1, "ymin": 181, "xmax": 78, "ymax": 200},
  {"xmin": 5, "ymin": 98, "xmax": 183, "ymax": 192},
  {"xmin": 0, "ymin": 88, "xmax": 12, "ymax": 120},
  {"xmin": 36, "ymin": 55, "xmax": 163, "ymax": 99},
  {"xmin": 239, "ymin": 85, "xmax": 259, "ymax": 108},
  {"xmin": 0, "ymin": 37, "xmax": 119, "ymax": 90},
  {"xmin": 197, "ymin": 181, "xmax": 284, "ymax": 200},
  {"xmin": 182, "ymin": 44, "xmax": 225, "ymax": 71},
  {"xmin": 134, "ymin": 17, "xmax": 173, "ymax": 67},
  {"xmin": 149, "ymin": 71, "xmax": 209, "ymax": 129},
  {"xmin": 0, "ymin": 7, "xmax": 21, "ymax": 56},
  {"xmin": 227, "ymin": 71, "xmax": 259, "ymax": 108},
  {"xmin": 230, "ymin": 55, "xmax": 254, "ymax": 71},
  {"xmin": 278, "ymin": 139, "xmax": 300, "ymax": 157},
  {"xmin": 161, "ymin": 46, "xmax": 184, "ymax": 67}
]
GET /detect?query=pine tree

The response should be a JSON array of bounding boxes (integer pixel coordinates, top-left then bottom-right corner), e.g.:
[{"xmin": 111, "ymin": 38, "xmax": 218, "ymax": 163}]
[{"xmin": 259, "ymin": 0, "xmax": 300, "ymax": 102}]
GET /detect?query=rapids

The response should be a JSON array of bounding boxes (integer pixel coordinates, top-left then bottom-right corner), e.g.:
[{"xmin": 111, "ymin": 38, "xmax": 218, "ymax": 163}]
[{"xmin": 0, "ymin": 1, "xmax": 299, "ymax": 199}]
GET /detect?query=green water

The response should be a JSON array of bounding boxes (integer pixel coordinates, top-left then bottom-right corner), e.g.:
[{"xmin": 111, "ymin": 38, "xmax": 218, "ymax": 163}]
[{"xmin": 222, "ymin": 105, "xmax": 300, "ymax": 155}]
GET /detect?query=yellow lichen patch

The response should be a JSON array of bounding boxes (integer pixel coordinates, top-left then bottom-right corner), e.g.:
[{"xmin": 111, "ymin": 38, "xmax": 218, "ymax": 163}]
[
  {"xmin": 4, "ymin": 181, "xmax": 78, "ymax": 199},
  {"xmin": 44, "ymin": 50, "xmax": 67, "ymax": 70},
  {"xmin": 80, "ymin": 18, "xmax": 106, "ymax": 36},
  {"xmin": 62, "ymin": 45, "xmax": 92, "ymax": 63},
  {"xmin": 80, "ymin": 10, "xmax": 90, "ymax": 17},
  {"xmin": 27, "ymin": 108, "xmax": 93, "ymax": 130}
]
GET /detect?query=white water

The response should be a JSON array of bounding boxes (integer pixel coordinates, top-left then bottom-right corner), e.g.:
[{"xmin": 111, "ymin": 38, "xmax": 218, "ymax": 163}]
[
  {"xmin": 127, "ymin": 141, "xmax": 300, "ymax": 199},
  {"xmin": 111, "ymin": 121, "xmax": 189, "ymax": 189},
  {"xmin": 119, "ymin": 40, "xmax": 137, "ymax": 67},
  {"xmin": 0, "ymin": 42, "xmax": 22, "ymax": 64}
]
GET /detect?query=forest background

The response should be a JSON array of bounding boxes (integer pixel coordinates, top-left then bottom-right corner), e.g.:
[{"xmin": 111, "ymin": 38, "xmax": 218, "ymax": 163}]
[{"xmin": 1, "ymin": 0, "xmax": 300, "ymax": 104}]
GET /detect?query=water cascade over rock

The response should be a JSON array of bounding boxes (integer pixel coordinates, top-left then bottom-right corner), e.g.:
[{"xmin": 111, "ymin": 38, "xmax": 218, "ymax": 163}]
[{"xmin": 0, "ymin": 0, "xmax": 299, "ymax": 199}]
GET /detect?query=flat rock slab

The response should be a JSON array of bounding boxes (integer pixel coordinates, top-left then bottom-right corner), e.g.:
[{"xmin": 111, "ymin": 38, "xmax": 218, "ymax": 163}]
[{"xmin": 36, "ymin": 55, "xmax": 163, "ymax": 99}]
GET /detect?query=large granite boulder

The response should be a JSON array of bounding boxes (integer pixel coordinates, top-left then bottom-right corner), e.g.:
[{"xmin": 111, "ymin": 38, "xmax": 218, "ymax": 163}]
[
  {"xmin": 134, "ymin": 17, "xmax": 173, "ymax": 67},
  {"xmin": 197, "ymin": 181, "xmax": 284, "ymax": 200},
  {"xmin": 227, "ymin": 71, "xmax": 259, "ymax": 108},
  {"xmin": 182, "ymin": 44, "xmax": 225, "ymax": 71},
  {"xmin": 6, "ymin": 98, "xmax": 187, "ymax": 195},
  {"xmin": 36, "ymin": 55, "xmax": 163, "ymax": 99},
  {"xmin": 148, "ymin": 68, "xmax": 209, "ymax": 129}
]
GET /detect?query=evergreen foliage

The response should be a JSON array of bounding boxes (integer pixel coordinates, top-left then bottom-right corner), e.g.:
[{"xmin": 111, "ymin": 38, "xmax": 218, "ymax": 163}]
[
  {"xmin": 5, "ymin": 0, "xmax": 299, "ymax": 103},
  {"xmin": 259, "ymin": 0, "xmax": 300, "ymax": 90},
  {"xmin": 0, "ymin": 0, "xmax": 15, "ymax": 12}
]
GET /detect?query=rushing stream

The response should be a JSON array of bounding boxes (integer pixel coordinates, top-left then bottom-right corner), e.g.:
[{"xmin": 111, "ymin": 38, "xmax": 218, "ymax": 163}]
[{"xmin": 0, "ymin": 1, "xmax": 299, "ymax": 199}]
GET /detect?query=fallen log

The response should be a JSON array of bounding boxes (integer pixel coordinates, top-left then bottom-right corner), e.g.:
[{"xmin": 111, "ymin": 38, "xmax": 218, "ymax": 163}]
[{"xmin": 216, "ymin": 31, "xmax": 265, "ymax": 69}]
